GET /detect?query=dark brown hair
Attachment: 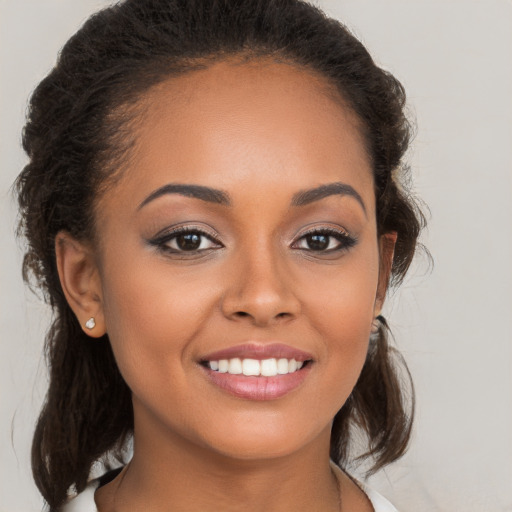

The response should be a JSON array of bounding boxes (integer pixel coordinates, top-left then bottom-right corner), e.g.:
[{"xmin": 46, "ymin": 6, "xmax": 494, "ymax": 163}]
[{"xmin": 15, "ymin": 0, "xmax": 425, "ymax": 509}]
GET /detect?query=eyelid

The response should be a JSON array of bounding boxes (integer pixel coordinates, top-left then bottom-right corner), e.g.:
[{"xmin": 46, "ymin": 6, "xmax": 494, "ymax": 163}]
[
  {"xmin": 291, "ymin": 224, "xmax": 357, "ymax": 252},
  {"xmin": 297, "ymin": 225, "xmax": 351, "ymax": 238},
  {"xmin": 148, "ymin": 223, "xmax": 223, "ymax": 247},
  {"xmin": 292, "ymin": 224, "xmax": 353, "ymax": 244},
  {"xmin": 147, "ymin": 222, "xmax": 356, "ymax": 256}
]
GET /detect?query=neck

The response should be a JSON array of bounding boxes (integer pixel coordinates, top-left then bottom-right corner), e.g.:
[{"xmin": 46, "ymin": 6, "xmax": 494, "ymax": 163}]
[{"xmin": 106, "ymin": 409, "xmax": 341, "ymax": 512}]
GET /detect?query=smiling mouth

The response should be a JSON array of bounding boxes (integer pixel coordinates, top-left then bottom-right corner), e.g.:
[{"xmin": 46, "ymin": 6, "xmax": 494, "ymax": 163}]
[
  {"xmin": 200, "ymin": 357, "xmax": 312, "ymax": 377},
  {"xmin": 199, "ymin": 357, "xmax": 313, "ymax": 401},
  {"xmin": 198, "ymin": 343, "xmax": 314, "ymax": 400}
]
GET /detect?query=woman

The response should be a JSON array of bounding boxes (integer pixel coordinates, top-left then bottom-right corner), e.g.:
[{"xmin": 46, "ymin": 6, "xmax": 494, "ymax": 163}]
[{"xmin": 15, "ymin": 0, "xmax": 424, "ymax": 510}]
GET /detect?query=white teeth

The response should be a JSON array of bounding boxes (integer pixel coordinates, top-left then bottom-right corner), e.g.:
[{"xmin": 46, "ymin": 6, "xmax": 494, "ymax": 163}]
[
  {"xmin": 228, "ymin": 358, "xmax": 243, "ymax": 374},
  {"xmin": 218, "ymin": 359, "xmax": 229, "ymax": 373},
  {"xmin": 261, "ymin": 358, "xmax": 278, "ymax": 377},
  {"xmin": 242, "ymin": 358, "xmax": 261, "ymax": 376},
  {"xmin": 277, "ymin": 358, "xmax": 289, "ymax": 374},
  {"xmin": 207, "ymin": 357, "xmax": 305, "ymax": 376}
]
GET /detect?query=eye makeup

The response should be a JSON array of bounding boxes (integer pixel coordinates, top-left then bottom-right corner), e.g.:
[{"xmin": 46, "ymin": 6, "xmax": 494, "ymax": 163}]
[
  {"xmin": 292, "ymin": 226, "xmax": 357, "ymax": 254},
  {"xmin": 146, "ymin": 221, "xmax": 357, "ymax": 261},
  {"xmin": 147, "ymin": 224, "xmax": 223, "ymax": 257}
]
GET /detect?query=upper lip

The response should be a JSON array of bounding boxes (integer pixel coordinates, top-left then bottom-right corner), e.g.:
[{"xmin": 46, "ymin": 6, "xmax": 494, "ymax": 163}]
[{"xmin": 200, "ymin": 343, "xmax": 314, "ymax": 362}]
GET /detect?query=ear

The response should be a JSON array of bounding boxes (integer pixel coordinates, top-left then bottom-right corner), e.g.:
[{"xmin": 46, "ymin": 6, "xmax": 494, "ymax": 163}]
[
  {"xmin": 374, "ymin": 231, "xmax": 397, "ymax": 316},
  {"xmin": 55, "ymin": 231, "xmax": 106, "ymax": 338}
]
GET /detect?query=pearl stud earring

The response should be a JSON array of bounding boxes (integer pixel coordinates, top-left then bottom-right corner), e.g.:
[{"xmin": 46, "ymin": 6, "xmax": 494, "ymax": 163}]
[{"xmin": 85, "ymin": 317, "xmax": 96, "ymax": 330}]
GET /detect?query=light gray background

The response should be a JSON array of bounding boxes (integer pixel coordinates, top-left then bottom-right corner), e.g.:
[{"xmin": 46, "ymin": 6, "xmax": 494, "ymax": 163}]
[{"xmin": 1, "ymin": 1, "xmax": 511, "ymax": 511}]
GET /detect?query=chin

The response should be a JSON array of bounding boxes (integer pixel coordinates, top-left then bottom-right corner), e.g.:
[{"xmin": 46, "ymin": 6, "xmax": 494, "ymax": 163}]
[
  {"xmin": 193, "ymin": 413, "xmax": 331, "ymax": 463},
  {"xmin": 207, "ymin": 434, "xmax": 311, "ymax": 462}
]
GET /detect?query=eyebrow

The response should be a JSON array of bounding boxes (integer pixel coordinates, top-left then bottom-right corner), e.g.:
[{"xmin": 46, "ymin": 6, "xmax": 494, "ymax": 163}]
[
  {"xmin": 138, "ymin": 181, "xmax": 366, "ymax": 214},
  {"xmin": 138, "ymin": 183, "xmax": 231, "ymax": 209},
  {"xmin": 291, "ymin": 182, "xmax": 367, "ymax": 215}
]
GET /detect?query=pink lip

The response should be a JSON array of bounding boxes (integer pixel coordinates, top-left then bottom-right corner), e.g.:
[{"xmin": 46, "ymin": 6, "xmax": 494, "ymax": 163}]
[
  {"xmin": 198, "ymin": 343, "xmax": 314, "ymax": 400},
  {"xmin": 201, "ymin": 365, "xmax": 312, "ymax": 401},
  {"xmin": 200, "ymin": 343, "xmax": 314, "ymax": 362}
]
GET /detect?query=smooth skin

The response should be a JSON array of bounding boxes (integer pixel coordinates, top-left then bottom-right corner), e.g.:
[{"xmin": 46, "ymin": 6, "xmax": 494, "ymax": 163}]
[{"xmin": 56, "ymin": 59, "xmax": 395, "ymax": 511}]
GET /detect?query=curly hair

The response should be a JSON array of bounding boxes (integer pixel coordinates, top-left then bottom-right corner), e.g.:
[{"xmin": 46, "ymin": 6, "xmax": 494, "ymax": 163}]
[{"xmin": 15, "ymin": 0, "xmax": 425, "ymax": 509}]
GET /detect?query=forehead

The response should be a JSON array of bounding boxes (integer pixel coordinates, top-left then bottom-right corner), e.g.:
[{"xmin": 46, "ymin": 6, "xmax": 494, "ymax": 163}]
[{"xmin": 100, "ymin": 59, "xmax": 374, "ymax": 214}]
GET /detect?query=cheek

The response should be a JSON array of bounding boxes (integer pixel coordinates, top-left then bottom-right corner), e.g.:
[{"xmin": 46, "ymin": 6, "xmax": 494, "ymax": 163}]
[
  {"xmin": 98, "ymin": 252, "xmax": 218, "ymax": 398},
  {"xmin": 304, "ymin": 248, "xmax": 379, "ymax": 333},
  {"xmin": 300, "ymin": 249, "xmax": 379, "ymax": 400}
]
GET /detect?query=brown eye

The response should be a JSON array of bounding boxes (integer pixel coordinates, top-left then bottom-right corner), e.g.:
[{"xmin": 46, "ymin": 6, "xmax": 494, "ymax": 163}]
[
  {"xmin": 176, "ymin": 233, "xmax": 202, "ymax": 251},
  {"xmin": 149, "ymin": 227, "xmax": 222, "ymax": 254},
  {"xmin": 293, "ymin": 228, "xmax": 357, "ymax": 253},
  {"xmin": 305, "ymin": 234, "xmax": 329, "ymax": 251}
]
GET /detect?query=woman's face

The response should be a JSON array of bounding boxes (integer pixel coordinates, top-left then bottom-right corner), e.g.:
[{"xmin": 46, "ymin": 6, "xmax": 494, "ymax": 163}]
[{"xmin": 93, "ymin": 60, "xmax": 387, "ymax": 460}]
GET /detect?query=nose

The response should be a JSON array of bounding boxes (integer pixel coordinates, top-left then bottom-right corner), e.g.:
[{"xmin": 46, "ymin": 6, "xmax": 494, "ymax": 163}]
[{"xmin": 220, "ymin": 246, "xmax": 301, "ymax": 327}]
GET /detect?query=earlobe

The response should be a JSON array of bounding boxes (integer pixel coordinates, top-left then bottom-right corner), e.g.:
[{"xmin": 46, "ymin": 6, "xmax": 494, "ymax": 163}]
[
  {"xmin": 374, "ymin": 231, "xmax": 398, "ymax": 314},
  {"xmin": 55, "ymin": 231, "xmax": 106, "ymax": 338}
]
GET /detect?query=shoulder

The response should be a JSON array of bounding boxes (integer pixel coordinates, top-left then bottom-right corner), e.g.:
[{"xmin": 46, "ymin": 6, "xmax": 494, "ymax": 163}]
[
  {"xmin": 331, "ymin": 461, "xmax": 398, "ymax": 512},
  {"xmin": 60, "ymin": 480, "xmax": 98, "ymax": 512},
  {"xmin": 358, "ymin": 480, "xmax": 399, "ymax": 512},
  {"xmin": 61, "ymin": 467, "xmax": 122, "ymax": 511}
]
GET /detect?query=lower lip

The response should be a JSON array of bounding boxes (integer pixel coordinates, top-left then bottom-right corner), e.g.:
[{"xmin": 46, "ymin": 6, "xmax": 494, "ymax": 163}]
[{"xmin": 201, "ymin": 365, "xmax": 312, "ymax": 401}]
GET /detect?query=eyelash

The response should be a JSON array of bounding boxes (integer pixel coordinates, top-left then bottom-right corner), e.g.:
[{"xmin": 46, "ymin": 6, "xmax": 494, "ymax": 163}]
[
  {"xmin": 148, "ymin": 226, "xmax": 222, "ymax": 255},
  {"xmin": 292, "ymin": 227, "xmax": 357, "ymax": 253},
  {"xmin": 148, "ymin": 226, "xmax": 356, "ymax": 256}
]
